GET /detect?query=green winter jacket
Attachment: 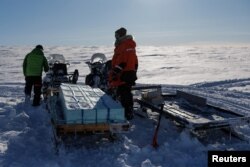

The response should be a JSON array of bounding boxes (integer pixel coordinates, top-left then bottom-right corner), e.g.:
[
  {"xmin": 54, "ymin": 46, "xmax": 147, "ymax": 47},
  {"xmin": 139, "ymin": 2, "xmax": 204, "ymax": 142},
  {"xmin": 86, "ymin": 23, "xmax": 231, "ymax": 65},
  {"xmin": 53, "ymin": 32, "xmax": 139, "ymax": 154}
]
[{"xmin": 23, "ymin": 48, "xmax": 49, "ymax": 76}]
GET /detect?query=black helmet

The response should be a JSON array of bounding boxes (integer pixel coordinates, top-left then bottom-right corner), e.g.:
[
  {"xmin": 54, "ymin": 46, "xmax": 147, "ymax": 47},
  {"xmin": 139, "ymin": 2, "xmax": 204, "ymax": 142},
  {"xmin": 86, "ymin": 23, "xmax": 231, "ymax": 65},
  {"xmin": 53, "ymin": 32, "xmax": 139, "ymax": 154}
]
[{"xmin": 35, "ymin": 45, "xmax": 43, "ymax": 50}]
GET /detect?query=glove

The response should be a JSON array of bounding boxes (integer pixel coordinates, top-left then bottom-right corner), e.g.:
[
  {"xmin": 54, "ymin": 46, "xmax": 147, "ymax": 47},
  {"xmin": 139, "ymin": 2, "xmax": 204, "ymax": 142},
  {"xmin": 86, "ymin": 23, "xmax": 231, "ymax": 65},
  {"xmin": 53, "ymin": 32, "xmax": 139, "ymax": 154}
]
[{"xmin": 120, "ymin": 71, "xmax": 137, "ymax": 86}]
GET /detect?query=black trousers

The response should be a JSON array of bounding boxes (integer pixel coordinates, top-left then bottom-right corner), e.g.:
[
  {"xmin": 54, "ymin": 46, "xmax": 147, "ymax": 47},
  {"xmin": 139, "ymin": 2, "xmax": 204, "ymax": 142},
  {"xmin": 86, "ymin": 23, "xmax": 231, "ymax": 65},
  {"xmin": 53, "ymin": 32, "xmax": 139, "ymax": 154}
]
[
  {"xmin": 116, "ymin": 84, "xmax": 133, "ymax": 116},
  {"xmin": 25, "ymin": 76, "xmax": 42, "ymax": 104}
]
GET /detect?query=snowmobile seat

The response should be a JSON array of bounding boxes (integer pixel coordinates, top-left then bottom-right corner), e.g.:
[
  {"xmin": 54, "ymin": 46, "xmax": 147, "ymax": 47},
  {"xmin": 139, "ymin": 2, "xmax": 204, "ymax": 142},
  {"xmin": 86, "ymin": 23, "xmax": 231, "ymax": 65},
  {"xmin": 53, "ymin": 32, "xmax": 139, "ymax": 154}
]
[{"xmin": 52, "ymin": 63, "xmax": 68, "ymax": 76}]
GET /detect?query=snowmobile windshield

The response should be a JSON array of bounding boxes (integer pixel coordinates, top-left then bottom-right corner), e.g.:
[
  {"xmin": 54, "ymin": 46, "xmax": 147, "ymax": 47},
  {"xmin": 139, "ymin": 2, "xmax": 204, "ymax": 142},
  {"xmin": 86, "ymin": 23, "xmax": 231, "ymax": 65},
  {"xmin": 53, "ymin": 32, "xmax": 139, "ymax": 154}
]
[
  {"xmin": 90, "ymin": 53, "xmax": 107, "ymax": 64},
  {"xmin": 48, "ymin": 54, "xmax": 66, "ymax": 64}
]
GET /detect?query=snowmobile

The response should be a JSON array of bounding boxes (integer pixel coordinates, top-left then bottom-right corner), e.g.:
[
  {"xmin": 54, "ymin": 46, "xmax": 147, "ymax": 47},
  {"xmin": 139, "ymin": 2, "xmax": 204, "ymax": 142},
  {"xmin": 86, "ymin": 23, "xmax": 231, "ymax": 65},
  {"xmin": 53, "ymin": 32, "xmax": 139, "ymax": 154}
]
[
  {"xmin": 42, "ymin": 54, "xmax": 79, "ymax": 98},
  {"xmin": 85, "ymin": 53, "xmax": 111, "ymax": 92}
]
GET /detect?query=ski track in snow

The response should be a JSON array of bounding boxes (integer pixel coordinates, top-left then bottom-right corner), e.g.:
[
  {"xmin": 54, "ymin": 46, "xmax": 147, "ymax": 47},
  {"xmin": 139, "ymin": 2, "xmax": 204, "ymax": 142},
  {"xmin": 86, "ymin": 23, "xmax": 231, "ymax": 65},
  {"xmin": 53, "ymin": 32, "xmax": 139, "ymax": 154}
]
[
  {"xmin": 181, "ymin": 79, "xmax": 250, "ymax": 115},
  {"xmin": 0, "ymin": 45, "xmax": 250, "ymax": 167}
]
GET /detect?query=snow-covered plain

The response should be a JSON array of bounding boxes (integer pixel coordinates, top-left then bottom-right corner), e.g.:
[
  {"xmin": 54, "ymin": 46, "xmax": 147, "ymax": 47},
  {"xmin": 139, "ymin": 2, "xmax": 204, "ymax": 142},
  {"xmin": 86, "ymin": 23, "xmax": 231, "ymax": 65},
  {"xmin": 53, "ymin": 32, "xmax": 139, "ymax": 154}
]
[{"xmin": 0, "ymin": 45, "xmax": 250, "ymax": 167}]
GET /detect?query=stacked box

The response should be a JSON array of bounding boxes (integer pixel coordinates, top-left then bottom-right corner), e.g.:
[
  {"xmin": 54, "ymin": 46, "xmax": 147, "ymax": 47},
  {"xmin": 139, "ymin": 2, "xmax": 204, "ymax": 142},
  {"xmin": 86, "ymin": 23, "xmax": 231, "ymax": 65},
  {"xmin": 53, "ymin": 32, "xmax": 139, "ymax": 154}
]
[
  {"xmin": 59, "ymin": 83, "xmax": 125, "ymax": 124},
  {"xmin": 95, "ymin": 100, "xmax": 108, "ymax": 123},
  {"xmin": 59, "ymin": 84, "xmax": 94, "ymax": 124},
  {"xmin": 101, "ymin": 94, "xmax": 125, "ymax": 122},
  {"xmin": 60, "ymin": 94, "xmax": 82, "ymax": 124}
]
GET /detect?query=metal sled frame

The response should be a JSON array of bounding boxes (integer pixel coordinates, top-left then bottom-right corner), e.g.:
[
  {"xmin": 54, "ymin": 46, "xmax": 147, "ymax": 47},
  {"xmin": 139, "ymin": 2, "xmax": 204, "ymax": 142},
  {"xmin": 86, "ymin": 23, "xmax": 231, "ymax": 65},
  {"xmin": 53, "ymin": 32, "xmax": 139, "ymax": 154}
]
[
  {"xmin": 136, "ymin": 98, "xmax": 250, "ymax": 131},
  {"xmin": 133, "ymin": 86, "xmax": 250, "ymax": 132}
]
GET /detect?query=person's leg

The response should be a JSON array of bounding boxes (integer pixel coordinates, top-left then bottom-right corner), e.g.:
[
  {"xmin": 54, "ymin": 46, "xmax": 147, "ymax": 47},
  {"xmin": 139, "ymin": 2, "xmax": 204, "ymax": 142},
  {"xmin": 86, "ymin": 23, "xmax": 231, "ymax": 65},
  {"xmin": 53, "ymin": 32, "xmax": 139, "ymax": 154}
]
[
  {"xmin": 117, "ymin": 85, "xmax": 134, "ymax": 120},
  {"xmin": 33, "ymin": 76, "xmax": 42, "ymax": 106},
  {"xmin": 24, "ymin": 76, "xmax": 33, "ymax": 103},
  {"xmin": 24, "ymin": 76, "xmax": 33, "ymax": 96}
]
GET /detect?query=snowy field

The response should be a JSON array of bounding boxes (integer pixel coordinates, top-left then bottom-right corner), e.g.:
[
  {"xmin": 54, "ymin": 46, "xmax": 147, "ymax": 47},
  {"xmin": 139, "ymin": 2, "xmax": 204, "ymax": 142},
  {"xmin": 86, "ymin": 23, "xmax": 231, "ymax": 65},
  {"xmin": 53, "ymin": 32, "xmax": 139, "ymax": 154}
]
[{"xmin": 0, "ymin": 45, "xmax": 250, "ymax": 167}]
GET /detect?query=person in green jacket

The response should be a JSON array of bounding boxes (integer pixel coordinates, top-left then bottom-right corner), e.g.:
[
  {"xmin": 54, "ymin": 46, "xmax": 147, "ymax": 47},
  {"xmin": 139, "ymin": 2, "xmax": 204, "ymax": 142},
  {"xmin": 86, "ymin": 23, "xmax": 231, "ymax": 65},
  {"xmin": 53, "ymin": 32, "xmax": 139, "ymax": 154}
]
[{"xmin": 23, "ymin": 45, "xmax": 49, "ymax": 106}]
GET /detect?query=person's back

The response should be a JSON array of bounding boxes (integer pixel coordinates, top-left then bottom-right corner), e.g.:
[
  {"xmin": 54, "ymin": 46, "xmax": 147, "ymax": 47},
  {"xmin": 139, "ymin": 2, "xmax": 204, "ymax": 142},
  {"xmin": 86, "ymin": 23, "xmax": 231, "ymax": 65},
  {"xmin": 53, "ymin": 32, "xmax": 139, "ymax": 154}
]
[
  {"xmin": 23, "ymin": 45, "xmax": 49, "ymax": 106},
  {"xmin": 23, "ymin": 46, "xmax": 48, "ymax": 77}
]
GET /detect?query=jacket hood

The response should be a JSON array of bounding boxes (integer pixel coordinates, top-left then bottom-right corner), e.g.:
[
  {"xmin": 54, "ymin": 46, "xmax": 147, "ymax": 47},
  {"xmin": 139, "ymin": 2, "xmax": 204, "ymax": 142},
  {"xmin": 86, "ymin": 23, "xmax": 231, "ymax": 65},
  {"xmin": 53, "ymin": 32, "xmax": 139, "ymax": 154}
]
[{"xmin": 115, "ymin": 35, "xmax": 136, "ymax": 47}]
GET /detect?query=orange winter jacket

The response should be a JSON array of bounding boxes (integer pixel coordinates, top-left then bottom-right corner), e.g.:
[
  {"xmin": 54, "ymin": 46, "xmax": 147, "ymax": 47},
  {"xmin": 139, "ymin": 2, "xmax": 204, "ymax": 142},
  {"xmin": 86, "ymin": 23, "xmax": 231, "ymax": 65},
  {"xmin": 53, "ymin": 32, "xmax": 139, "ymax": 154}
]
[{"xmin": 109, "ymin": 35, "xmax": 138, "ymax": 87}]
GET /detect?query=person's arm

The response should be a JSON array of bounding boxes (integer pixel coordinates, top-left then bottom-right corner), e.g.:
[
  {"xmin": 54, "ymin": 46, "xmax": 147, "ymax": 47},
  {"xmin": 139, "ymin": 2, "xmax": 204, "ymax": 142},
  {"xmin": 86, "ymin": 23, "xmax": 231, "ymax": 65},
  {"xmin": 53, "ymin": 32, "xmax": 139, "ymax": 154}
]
[
  {"xmin": 43, "ymin": 56, "xmax": 49, "ymax": 72},
  {"xmin": 23, "ymin": 55, "xmax": 28, "ymax": 76}
]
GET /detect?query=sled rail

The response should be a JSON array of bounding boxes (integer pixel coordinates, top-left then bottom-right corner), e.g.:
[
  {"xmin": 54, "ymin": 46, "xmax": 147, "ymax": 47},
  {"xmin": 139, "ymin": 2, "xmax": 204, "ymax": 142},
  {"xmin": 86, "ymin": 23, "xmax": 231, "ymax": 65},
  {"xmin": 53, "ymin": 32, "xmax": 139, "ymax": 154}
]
[
  {"xmin": 176, "ymin": 90, "xmax": 207, "ymax": 107},
  {"xmin": 52, "ymin": 122, "xmax": 130, "ymax": 136},
  {"xmin": 132, "ymin": 85, "xmax": 162, "ymax": 90}
]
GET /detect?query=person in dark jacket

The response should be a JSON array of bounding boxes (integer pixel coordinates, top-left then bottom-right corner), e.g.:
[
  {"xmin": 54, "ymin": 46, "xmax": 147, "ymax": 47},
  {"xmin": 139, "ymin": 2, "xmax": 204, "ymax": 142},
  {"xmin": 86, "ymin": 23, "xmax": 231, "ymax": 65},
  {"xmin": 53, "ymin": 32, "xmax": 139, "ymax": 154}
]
[
  {"xmin": 23, "ymin": 45, "xmax": 49, "ymax": 106},
  {"xmin": 109, "ymin": 27, "xmax": 138, "ymax": 120}
]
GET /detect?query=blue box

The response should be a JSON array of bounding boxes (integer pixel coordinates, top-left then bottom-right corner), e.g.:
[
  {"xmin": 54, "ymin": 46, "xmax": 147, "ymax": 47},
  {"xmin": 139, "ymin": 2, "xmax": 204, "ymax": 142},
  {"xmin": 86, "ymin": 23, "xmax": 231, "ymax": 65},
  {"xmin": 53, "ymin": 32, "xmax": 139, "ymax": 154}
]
[
  {"xmin": 63, "ymin": 102, "xmax": 83, "ymax": 124},
  {"xmin": 59, "ymin": 83, "xmax": 125, "ymax": 124},
  {"xmin": 101, "ymin": 94, "xmax": 125, "ymax": 123},
  {"xmin": 95, "ymin": 101, "xmax": 108, "ymax": 123}
]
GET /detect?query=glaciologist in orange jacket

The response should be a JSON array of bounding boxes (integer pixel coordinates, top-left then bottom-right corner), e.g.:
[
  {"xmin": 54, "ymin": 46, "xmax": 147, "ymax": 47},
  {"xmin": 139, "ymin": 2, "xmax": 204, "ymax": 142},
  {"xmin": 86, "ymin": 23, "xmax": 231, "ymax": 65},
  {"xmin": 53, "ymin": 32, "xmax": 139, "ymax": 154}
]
[{"xmin": 109, "ymin": 27, "xmax": 138, "ymax": 120}]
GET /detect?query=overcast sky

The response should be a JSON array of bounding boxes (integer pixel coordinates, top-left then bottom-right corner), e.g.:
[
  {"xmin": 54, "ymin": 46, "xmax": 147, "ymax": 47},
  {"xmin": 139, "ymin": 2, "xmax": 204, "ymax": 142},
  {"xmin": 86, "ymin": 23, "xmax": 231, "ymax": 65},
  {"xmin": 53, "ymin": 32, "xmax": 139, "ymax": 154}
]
[{"xmin": 1, "ymin": 0, "xmax": 250, "ymax": 46}]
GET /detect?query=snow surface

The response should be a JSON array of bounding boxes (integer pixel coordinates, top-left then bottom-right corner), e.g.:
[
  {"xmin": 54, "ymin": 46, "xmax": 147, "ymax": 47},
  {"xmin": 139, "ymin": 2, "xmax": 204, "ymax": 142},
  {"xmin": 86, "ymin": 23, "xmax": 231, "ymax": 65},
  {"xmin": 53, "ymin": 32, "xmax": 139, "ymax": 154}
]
[{"xmin": 0, "ymin": 45, "xmax": 250, "ymax": 167}]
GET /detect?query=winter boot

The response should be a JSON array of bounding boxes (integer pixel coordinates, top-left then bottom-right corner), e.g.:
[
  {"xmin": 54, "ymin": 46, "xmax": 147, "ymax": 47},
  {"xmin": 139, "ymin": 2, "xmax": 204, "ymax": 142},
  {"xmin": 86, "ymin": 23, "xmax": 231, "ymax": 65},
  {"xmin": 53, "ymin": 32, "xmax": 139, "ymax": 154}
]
[
  {"xmin": 126, "ymin": 112, "xmax": 134, "ymax": 120},
  {"xmin": 32, "ymin": 96, "xmax": 41, "ymax": 106},
  {"xmin": 125, "ymin": 107, "xmax": 134, "ymax": 120},
  {"xmin": 25, "ymin": 95, "xmax": 31, "ymax": 104}
]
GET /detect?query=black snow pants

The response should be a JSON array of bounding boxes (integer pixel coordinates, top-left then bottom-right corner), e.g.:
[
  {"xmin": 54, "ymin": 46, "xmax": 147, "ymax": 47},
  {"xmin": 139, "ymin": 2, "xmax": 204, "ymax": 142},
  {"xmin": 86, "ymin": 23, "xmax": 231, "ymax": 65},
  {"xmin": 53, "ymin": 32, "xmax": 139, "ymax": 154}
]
[
  {"xmin": 116, "ymin": 84, "xmax": 134, "ymax": 119},
  {"xmin": 25, "ymin": 76, "xmax": 42, "ymax": 105}
]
